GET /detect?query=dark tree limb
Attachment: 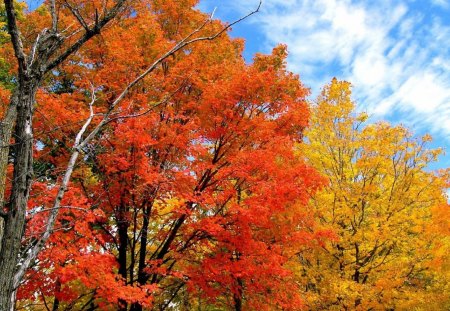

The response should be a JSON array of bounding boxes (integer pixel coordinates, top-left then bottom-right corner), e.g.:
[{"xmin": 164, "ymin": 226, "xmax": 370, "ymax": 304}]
[
  {"xmin": 45, "ymin": 0, "xmax": 129, "ymax": 72},
  {"xmin": 3, "ymin": 0, "xmax": 27, "ymax": 75}
]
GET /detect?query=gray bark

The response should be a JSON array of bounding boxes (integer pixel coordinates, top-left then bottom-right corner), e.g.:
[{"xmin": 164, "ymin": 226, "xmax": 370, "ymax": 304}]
[
  {"xmin": 0, "ymin": 81, "xmax": 37, "ymax": 311},
  {"xmin": 0, "ymin": 92, "xmax": 18, "ymax": 254}
]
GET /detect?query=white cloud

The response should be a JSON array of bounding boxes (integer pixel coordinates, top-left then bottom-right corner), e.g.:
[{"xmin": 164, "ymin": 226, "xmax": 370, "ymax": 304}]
[
  {"xmin": 431, "ymin": 0, "xmax": 449, "ymax": 9},
  {"xmin": 222, "ymin": 0, "xmax": 450, "ymax": 138},
  {"xmin": 397, "ymin": 73, "xmax": 448, "ymax": 113}
]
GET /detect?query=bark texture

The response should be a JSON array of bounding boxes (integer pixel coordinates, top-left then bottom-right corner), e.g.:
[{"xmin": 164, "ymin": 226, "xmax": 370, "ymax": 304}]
[{"xmin": 0, "ymin": 82, "xmax": 37, "ymax": 310}]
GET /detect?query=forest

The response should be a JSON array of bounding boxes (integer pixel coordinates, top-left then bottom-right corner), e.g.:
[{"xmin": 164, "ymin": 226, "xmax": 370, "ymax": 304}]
[{"xmin": 0, "ymin": 0, "xmax": 448, "ymax": 310}]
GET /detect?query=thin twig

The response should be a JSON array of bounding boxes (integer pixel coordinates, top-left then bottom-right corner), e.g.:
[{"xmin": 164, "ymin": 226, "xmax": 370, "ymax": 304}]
[
  {"xmin": 104, "ymin": 84, "xmax": 186, "ymax": 125},
  {"xmin": 64, "ymin": 1, "xmax": 89, "ymax": 31}
]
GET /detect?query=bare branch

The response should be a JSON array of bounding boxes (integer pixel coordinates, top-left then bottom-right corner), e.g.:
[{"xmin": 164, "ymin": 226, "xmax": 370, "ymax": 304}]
[
  {"xmin": 28, "ymin": 32, "xmax": 42, "ymax": 67},
  {"xmin": 60, "ymin": 22, "xmax": 79, "ymax": 35},
  {"xmin": 210, "ymin": 7, "xmax": 217, "ymax": 20},
  {"xmin": 183, "ymin": 1, "xmax": 262, "ymax": 46},
  {"xmin": 64, "ymin": 1, "xmax": 89, "ymax": 32},
  {"xmin": 74, "ymin": 87, "xmax": 96, "ymax": 149},
  {"xmin": 45, "ymin": 0, "xmax": 128, "ymax": 73},
  {"xmin": 3, "ymin": 0, "xmax": 27, "ymax": 74}
]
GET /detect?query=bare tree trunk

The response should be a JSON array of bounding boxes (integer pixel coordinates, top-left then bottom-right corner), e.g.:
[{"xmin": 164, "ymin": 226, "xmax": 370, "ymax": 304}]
[
  {"xmin": 0, "ymin": 81, "xmax": 37, "ymax": 310},
  {"xmin": 0, "ymin": 92, "xmax": 18, "ymax": 253}
]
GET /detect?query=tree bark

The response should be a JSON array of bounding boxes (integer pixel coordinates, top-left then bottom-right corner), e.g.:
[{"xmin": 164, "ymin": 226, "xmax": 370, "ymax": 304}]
[
  {"xmin": 0, "ymin": 92, "xmax": 18, "ymax": 253},
  {"xmin": 117, "ymin": 201, "xmax": 129, "ymax": 311},
  {"xmin": 233, "ymin": 278, "xmax": 243, "ymax": 311},
  {"xmin": 0, "ymin": 81, "xmax": 37, "ymax": 311},
  {"xmin": 129, "ymin": 201, "xmax": 152, "ymax": 311}
]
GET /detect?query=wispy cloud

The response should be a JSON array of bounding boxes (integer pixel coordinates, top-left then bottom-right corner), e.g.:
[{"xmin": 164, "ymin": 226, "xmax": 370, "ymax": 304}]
[
  {"xmin": 210, "ymin": 0, "xmax": 450, "ymax": 137},
  {"xmin": 431, "ymin": 0, "xmax": 450, "ymax": 9}
]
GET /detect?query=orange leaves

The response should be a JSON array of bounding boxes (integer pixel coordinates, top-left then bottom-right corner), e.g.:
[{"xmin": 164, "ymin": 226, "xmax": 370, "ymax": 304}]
[
  {"xmin": 12, "ymin": 1, "xmax": 327, "ymax": 310},
  {"xmin": 55, "ymin": 253, "xmax": 157, "ymax": 308}
]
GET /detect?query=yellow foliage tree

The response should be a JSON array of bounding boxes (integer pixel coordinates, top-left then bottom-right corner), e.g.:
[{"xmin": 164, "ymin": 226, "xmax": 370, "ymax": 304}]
[{"xmin": 295, "ymin": 78, "xmax": 450, "ymax": 310}]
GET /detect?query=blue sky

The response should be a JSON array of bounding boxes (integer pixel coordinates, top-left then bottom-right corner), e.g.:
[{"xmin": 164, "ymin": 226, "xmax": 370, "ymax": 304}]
[{"xmin": 198, "ymin": 0, "xmax": 450, "ymax": 171}]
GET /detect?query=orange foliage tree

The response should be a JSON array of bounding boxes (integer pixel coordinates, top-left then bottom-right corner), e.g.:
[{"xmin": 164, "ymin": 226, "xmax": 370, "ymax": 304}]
[{"xmin": 0, "ymin": 1, "xmax": 329, "ymax": 310}]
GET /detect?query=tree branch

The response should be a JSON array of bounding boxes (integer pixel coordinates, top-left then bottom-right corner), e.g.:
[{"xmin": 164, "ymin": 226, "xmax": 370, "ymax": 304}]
[
  {"xmin": 28, "ymin": 31, "xmax": 42, "ymax": 67},
  {"xmin": 3, "ymin": 0, "xmax": 27, "ymax": 75},
  {"xmin": 186, "ymin": 0, "xmax": 262, "ymax": 44},
  {"xmin": 50, "ymin": 0, "xmax": 58, "ymax": 32},
  {"xmin": 64, "ymin": 1, "xmax": 89, "ymax": 32},
  {"xmin": 104, "ymin": 83, "xmax": 186, "ymax": 125},
  {"xmin": 45, "ymin": 0, "xmax": 129, "ymax": 73}
]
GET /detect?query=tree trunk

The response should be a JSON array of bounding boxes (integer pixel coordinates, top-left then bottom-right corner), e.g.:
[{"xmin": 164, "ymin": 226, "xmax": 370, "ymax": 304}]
[
  {"xmin": 233, "ymin": 278, "xmax": 243, "ymax": 311},
  {"xmin": 129, "ymin": 202, "xmax": 152, "ymax": 311},
  {"xmin": 0, "ymin": 92, "xmax": 18, "ymax": 252},
  {"xmin": 0, "ymin": 81, "xmax": 37, "ymax": 310},
  {"xmin": 117, "ymin": 202, "xmax": 129, "ymax": 311}
]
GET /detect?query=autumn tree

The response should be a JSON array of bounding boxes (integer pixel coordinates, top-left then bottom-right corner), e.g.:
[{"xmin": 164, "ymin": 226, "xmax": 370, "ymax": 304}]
[
  {"xmin": 14, "ymin": 13, "xmax": 327, "ymax": 307},
  {"xmin": 0, "ymin": 0, "xmax": 264, "ymax": 310},
  {"xmin": 295, "ymin": 78, "xmax": 450, "ymax": 310}
]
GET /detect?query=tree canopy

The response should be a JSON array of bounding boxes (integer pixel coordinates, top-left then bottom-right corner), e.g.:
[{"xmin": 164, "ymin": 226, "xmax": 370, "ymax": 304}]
[{"xmin": 295, "ymin": 79, "xmax": 450, "ymax": 310}]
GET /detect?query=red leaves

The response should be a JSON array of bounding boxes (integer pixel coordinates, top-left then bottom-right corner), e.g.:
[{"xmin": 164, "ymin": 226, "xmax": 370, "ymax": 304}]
[{"xmin": 14, "ymin": 2, "xmax": 327, "ymax": 310}]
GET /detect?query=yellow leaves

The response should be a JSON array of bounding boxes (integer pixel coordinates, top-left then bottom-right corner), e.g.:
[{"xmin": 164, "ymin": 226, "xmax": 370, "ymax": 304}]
[
  {"xmin": 72, "ymin": 166, "xmax": 99, "ymax": 186},
  {"xmin": 422, "ymin": 133, "xmax": 433, "ymax": 143},
  {"xmin": 154, "ymin": 197, "xmax": 185, "ymax": 215},
  {"xmin": 356, "ymin": 111, "xmax": 368, "ymax": 122},
  {"xmin": 294, "ymin": 78, "xmax": 450, "ymax": 310}
]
